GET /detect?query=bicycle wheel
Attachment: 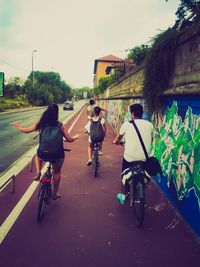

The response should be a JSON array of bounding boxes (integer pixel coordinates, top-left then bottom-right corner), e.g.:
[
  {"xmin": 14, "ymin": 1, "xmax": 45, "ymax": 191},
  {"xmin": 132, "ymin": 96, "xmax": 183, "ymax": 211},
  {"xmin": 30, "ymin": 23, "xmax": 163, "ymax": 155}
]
[
  {"xmin": 133, "ymin": 182, "xmax": 145, "ymax": 227},
  {"xmin": 92, "ymin": 150, "xmax": 99, "ymax": 177},
  {"xmin": 37, "ymin": 183, "xmax": 47, "ymax": 221}
]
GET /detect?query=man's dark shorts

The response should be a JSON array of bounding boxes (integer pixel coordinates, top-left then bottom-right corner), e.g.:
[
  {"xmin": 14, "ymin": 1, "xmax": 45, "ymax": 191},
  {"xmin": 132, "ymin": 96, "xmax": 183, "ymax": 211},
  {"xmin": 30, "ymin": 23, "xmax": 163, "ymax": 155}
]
[{"xmin": 122, "ymin": 158, "xmax": 144, "ymax": 172}]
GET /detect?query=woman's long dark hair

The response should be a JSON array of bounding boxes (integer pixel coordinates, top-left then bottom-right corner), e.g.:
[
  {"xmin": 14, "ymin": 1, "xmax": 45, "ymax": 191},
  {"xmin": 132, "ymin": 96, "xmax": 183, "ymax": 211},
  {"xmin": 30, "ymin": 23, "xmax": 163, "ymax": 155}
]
[{"xmin": 36, "ymin": 103, "xmax": 59, "ymax": 130}]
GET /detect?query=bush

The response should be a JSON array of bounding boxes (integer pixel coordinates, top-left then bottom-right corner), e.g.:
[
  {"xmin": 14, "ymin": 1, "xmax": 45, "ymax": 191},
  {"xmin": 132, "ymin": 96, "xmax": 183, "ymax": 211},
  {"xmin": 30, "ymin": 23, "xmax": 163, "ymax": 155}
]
[{"xmin": 0, "ymin": 98, "xmax": 30, "ymax": 112}]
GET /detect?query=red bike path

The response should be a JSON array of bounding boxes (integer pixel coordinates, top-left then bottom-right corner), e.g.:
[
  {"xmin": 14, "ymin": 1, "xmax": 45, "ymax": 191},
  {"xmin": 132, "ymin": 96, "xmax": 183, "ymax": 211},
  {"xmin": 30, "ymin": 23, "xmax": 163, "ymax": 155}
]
[{"xmin": 0, "ymin": 106, "xmax": 199, "ymax": 267}]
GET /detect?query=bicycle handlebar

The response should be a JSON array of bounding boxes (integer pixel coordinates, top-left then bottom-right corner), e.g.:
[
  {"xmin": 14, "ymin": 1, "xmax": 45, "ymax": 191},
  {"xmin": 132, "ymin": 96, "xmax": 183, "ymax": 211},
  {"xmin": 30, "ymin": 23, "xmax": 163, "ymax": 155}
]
[{"xmin": 33, "ymin": 134, "xmax": 39, "ymax": 140}]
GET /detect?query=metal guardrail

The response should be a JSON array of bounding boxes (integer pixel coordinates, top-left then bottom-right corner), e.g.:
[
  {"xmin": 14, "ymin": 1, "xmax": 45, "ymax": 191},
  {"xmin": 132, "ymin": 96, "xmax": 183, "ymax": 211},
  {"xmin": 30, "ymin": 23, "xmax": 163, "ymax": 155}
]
[
  {"xmin": 0, "ymin": 175, "xmax": 15, "ymax": 193},
  {"xmin": 29, "ymin": 154, "xmax": 35, "ymax": 173}
]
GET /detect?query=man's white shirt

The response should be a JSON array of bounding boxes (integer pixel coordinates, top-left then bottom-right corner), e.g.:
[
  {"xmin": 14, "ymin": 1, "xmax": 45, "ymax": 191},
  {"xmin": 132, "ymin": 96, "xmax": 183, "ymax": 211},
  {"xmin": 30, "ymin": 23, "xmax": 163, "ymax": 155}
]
[{"xmin": 119, "ymin": 119, "xmax": 153, "ymax": 162}]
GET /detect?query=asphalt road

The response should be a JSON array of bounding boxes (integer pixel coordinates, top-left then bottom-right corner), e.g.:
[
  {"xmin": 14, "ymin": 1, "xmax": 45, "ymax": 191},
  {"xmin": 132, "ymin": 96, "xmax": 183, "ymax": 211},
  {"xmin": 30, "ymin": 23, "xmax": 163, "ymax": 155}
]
[
  {"xmin": 0, "ymin": 101, "xmax": 84, "ymax": 174},
  {"xmin": 0, "ymin": 106, "xmax": 199, "ymax": 267}
]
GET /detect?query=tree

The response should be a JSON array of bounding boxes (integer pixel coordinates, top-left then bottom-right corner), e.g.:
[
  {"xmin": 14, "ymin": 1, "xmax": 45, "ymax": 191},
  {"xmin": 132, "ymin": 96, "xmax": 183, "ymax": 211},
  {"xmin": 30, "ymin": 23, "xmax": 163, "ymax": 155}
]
[
  {"xmin": 24, "ymin": 71, "xmax": 72, "ymax": 105},
  {"xmin": 98, "ymin": 76, "xmax": 114, "ymax": 94},
  {"xmin": 4, "ymin": 77, "xmax": 24, "ymax": 99},
  {"xmin": 176, "ymin": 0, "xmax": 200, "ymax": 21},
  {"xmin": 93, "ymin": 87, "xmax": 100, "ymax": 96},
  {"xmin": 126, "ymin": 44, "xmax": 149, "ymax": 65},
  {"xmin": 73, "ymin": 86, "xmax": 93, "ymax": 99},
  {"xmin": 165, "ymin": 0, "xmax": 200, "ymax": 21}
]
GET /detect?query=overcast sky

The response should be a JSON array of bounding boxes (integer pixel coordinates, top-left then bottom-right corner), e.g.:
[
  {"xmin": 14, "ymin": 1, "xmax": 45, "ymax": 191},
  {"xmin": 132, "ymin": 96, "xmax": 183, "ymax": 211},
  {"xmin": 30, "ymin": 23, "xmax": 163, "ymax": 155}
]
[{"xmin": 0, "ymin": 0, "xmax": 180, "ymax": 88}]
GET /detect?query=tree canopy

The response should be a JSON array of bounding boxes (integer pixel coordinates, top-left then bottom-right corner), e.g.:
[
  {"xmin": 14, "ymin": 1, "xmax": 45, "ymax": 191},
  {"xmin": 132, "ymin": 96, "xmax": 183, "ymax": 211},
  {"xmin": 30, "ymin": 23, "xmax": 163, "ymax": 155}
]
[
  {"xmin": 4, "ymin": 71, "xmax": 73, "ymax": 106},
  {"xmin": 126, "ymin": 44, "xmax": 149, "ymax": 65},
  {"xmin": 73, "ymin": 86, "xmax": 93, "ymax": 99},
  {"xmin": 165, "ymin": 0, "xmax": 200, "ymax": 21}
]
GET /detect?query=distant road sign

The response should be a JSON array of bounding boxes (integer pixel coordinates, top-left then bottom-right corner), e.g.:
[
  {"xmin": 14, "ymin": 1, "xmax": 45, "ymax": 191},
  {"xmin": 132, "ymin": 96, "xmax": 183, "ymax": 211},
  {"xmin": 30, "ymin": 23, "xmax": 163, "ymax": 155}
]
[
  {"xmin": 83, "ymin": 91, "xmax": 87, "ymax": 98},
  {"xmin": 0, "ymin": 72, "xmax": 4, "ymax": 96}
]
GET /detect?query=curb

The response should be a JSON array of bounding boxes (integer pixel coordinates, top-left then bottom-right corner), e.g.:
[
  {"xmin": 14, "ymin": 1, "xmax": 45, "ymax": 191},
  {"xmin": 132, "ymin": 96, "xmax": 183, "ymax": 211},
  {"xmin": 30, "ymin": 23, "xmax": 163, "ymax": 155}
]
[{"xmin": 0, "ymin": 106, "xmax": 46, "ymax": 116}]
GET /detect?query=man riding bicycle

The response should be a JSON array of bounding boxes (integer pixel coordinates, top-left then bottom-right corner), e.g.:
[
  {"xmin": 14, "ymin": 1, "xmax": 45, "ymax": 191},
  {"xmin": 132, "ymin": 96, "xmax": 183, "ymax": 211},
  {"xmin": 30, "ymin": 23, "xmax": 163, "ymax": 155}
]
[{"xmin": 113, "ymin": 103, "xmax": 154, "ymax": 204}]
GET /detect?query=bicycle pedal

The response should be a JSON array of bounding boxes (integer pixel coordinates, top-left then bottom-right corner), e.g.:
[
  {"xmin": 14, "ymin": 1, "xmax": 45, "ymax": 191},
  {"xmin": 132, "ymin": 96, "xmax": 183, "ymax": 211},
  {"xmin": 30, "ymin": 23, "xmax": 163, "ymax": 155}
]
[
  {"xmin": 135, "ymin": 200, "xmax": 141, "ymax": 204},
  {"xmin": 45, "ymin": 200, "xmax": 51, "ymax": 205}
]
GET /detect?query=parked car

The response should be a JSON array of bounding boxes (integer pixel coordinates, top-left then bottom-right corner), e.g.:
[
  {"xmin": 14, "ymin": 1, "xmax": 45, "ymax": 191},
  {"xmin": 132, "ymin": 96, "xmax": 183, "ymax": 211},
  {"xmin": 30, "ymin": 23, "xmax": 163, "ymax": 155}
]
[{"xmin": 63, "ymin": 101, "xmax": 74, "ymax": 110}]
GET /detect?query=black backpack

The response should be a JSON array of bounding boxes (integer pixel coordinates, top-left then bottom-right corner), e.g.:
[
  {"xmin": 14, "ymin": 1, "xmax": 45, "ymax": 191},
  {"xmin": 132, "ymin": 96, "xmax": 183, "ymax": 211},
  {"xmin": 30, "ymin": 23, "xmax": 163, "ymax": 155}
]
[
  {"xmin": 39, "ymin": 122, "xmax": 64, "ymax": 155},
  {"xmin": 90, "ymin": 118, "xmax": 105, "ymax": 143}
]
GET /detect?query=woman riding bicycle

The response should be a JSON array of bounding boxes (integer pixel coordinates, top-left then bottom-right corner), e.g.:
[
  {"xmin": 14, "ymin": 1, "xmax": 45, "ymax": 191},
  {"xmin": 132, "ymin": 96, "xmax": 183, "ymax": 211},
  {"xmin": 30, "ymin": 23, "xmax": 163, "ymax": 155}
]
[{"xmin": 12, "ymin": 103, "xmax": 79, "ymax": 200}]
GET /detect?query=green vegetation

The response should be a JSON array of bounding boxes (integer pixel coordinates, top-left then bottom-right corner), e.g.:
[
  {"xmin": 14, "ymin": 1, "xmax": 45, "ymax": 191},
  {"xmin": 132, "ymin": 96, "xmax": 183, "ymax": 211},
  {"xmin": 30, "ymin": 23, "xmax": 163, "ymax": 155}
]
[
  {"xmin": 126, "ymin": 44, "xmax": 149, "ymax": 65},
  {"xmin": 73, "ymin": 86, "xmax": 93, "ymax": 99},
  {"xmin": 166, "ymin": 0, "xmax": 200, "ymax": 21},
  {"xmin": 94, "ymin": 76, "xmax": 114, "ymax": 96},
  {"xmin": 143, "ymin": 1, "xmax": 200, "ymax": 114},
  {"xmin": 1, "ymin": 71, "xmax": 73, "ymax": 112},
  {"xmin": 143, "ymin": 28, "xmax": 178, "ymax": 114},
  {"xmin": 0, "ymin": 98, "xmax": 30, "ymax": 112},
  {"xmin": 25, "ymin": 71, "xmax": 72, "ymax": 105}
]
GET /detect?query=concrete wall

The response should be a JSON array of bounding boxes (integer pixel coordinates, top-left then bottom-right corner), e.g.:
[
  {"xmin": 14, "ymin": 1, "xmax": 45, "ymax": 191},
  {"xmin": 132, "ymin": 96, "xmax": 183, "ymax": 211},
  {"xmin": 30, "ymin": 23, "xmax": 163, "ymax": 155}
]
[
  {"xmin": 170, "ymin": 22, "xmax": 200, "ymax": 91},
  {"xmin": 108, "ymin": 65, "xmax": 144, "ymax": 98},
  {"xmin": 99, "ymin": 22, "xmax": 200, "ymax": 99}
]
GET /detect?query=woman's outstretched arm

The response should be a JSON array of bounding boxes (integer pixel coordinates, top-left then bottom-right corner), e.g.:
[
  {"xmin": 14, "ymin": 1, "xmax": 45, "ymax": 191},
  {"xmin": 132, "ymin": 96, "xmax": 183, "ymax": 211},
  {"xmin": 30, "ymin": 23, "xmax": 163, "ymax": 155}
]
[{"xmin": 11, "ymin": 121, "xmax": 37, "ymax": 133}]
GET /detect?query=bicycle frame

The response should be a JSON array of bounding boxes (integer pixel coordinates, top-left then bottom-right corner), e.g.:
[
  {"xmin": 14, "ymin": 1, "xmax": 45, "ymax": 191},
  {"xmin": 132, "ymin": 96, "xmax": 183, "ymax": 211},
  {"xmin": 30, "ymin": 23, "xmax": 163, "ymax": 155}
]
[
  {"xmin": 36, "ymin": 148, "xmax": 71, "ymax": 222},
  {"xmin": 37, "ymin": 162, "xmax": 53, "ymax": 221}
]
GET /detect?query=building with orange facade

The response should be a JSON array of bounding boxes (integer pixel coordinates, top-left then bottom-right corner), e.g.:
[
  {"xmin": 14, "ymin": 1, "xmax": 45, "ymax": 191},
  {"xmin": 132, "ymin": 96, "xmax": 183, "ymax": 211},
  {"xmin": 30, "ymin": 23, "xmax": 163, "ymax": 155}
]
[{"xmin": 93, "ymin": 55, "xmax": 122, "ymax": 88}]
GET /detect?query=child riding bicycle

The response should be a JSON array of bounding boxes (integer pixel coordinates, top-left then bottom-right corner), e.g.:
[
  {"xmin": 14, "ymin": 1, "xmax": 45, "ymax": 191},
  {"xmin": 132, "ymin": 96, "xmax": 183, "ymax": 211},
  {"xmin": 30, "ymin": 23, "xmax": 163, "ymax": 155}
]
[{"xmin": 85, "ymin": 106, "xmax": 106, "ymax": 166}]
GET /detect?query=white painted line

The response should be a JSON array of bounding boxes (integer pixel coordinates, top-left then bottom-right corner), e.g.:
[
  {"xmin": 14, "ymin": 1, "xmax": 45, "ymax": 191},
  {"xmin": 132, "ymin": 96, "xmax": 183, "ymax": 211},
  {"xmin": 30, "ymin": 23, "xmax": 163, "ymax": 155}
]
[
  {"xmin": 0, "ymin": 181, "xmax": 38, "ymax": 244},
  {"xmin": 0, "ymin": 105, "xmax": 86, "ymax": 245},
  {"xmin": 68, "ymin": 105, "xmax": 85, "ymax": 133}
]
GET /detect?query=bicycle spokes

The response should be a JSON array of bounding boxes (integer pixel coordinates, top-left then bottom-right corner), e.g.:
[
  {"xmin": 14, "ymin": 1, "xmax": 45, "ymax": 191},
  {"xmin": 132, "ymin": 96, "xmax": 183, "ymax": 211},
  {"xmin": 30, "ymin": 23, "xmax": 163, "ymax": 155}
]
[
  {"xmin": 133, "ymin": 182, "xmax": 145, "ymax": 227},
  {"xmin": 37, "ymin": 167, "xmax": 53, "ymax": 222}
]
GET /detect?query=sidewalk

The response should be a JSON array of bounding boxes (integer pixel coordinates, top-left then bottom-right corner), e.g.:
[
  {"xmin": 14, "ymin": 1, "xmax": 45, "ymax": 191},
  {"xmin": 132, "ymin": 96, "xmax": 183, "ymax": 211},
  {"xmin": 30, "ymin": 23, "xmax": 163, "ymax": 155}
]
[{"xmin": 0, "ymin": 106, "xmax": 199, "ymax": 267}]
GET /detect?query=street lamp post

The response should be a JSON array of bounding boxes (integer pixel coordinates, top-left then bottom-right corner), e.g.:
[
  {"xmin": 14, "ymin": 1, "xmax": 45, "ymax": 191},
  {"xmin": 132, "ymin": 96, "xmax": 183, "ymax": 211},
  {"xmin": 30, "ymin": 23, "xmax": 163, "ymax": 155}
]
[{"xmin": 32, "ymin": 50, "xmax": 37, "ymax": 89}]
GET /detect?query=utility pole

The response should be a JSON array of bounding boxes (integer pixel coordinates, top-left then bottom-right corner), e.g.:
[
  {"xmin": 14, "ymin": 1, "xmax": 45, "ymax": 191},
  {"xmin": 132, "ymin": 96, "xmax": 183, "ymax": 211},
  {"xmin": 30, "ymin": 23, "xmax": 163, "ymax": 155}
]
[{"xmin": 32, "ymin": 50, "xmax": 37, "ymax": 89}]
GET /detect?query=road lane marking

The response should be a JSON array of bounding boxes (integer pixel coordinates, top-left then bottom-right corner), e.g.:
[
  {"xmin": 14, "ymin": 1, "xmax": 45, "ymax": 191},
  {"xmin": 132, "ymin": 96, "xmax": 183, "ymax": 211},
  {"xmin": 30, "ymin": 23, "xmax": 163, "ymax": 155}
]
[
  {"xmin": 0, "ymin": 181, "xmax": 38, "ymax": 244},
  {"xmin": 0, "ymin": 105, "xmax": 86, "ymax": 245},
  {"xmin": 68, "ymin": 105, "xmax": 85, "ymax": 133}
]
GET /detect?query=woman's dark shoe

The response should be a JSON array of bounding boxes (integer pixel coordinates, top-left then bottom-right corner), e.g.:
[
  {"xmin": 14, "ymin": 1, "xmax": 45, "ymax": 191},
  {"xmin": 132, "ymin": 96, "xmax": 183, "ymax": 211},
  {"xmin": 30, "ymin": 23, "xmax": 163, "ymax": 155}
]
[
  {"xmin": 52, "ymin": 194, "xmax": 61, "ymax": 200},
  {"xmin": 87, "ymin": 160, "xmax": 92, "ymax": 166},
  {"xmin": 33, "ymin": 172, "xmax": 41, "ymax": 181}
]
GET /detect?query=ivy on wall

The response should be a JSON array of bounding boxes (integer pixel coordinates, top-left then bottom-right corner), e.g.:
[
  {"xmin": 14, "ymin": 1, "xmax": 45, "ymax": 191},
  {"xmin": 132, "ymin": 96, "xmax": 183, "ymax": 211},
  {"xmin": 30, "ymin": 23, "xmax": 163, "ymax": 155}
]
[{"xmin": 143, "ymin": 28, "xmax": 179, "ymax": 114}]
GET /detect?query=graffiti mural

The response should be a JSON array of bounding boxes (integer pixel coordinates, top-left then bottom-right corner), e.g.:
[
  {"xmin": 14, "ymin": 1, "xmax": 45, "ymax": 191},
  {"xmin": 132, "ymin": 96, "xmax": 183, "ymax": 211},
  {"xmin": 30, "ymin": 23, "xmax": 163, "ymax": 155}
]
[{"xmin": 153, "ymin": 101, "xmax": 200, "ymax": 205}]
